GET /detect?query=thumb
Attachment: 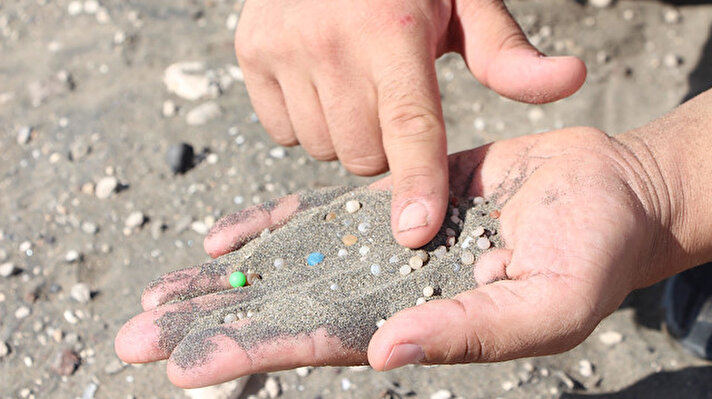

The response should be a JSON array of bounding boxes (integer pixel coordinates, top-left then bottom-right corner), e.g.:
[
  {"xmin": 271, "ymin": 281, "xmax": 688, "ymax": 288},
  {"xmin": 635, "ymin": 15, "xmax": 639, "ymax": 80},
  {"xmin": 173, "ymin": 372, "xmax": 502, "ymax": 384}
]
[
  {"xmin": 453, "ymin": 0, "xmax": 587, "ymax": 103},
  {"xmin": 376, "ymin": 46, "xmax": 449, "ymax": 248},
  {"xmin": 368, "ymin": 250, "xmax": 599, "ymax": 369}
]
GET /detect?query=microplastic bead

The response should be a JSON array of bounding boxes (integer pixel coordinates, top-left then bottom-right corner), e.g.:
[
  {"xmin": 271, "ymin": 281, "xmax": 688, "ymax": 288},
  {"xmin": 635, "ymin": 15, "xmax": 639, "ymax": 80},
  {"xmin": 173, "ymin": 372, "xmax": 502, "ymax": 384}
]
[
  {"xmin": 415, "ymin": 297, "xmax": 426, "ymax": 305},
  {"xmin": 345, "ymin": 200, "xmax": 362, "ymax": 213},
  {"xmin": 423, "ymin": 286, "xmax": 435, "ymax": 297},
  {"xmin": 359, "ymin": 246, "xmax": 370, "ymax": 256},
  {"xmin": 472, "ymin": 226, "xmax": 485, "ymax": 237},
  {"xmin": 273, "ymin": 258, "xmax": 285, "ymax": 269},
  {"xmin": 224, "ymin": 313, "xmax": 237, "ymax": 324},
  {"xmin": 229, "ymin": 271, "xmax": 247, "ymax": 288},
  {"xmin": 473, "ymin": 196, "xmax": 485, "ymax": 205},
  {"xmin": 461, "ymin": 251, "xmax": 475, "ymax": 265},
  {"xmin": 399, "ymin": 265, "xmax": 412, "ymax": 275},
  {"xmin": 476, "ymin": 237, "xmax": 491, "ymax": 250},
  {"xmin": 307, "ymin": 252, "xmax": 325, "ymax": 266},
  {"xmin": 370, "ymin": 264, "xmax": 381, "ymax": 275},
  {"xmin": 376, "ymin": 319, "xmax": 386, "ymax": 328},
  {"xmin": 408, "ymin": 256, "xmax": 424, "ymax": 269},
  {"xmin": 337, "ymin": 249, "xmax": 348, "ymax": 257}
]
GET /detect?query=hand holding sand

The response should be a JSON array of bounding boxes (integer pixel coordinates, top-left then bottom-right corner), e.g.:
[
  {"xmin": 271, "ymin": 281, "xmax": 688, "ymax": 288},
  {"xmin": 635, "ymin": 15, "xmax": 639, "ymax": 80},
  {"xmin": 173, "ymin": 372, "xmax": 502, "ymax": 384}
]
[{"xmin": 115, "ymin": 124, "xmax": 701, "ymax": 388}]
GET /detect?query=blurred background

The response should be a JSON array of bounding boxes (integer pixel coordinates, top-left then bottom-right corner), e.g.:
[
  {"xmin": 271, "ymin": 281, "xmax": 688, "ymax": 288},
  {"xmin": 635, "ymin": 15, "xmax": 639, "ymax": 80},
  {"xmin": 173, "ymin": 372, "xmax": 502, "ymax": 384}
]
[{"xmin": 0, "ymin": 0, "xmax": 711, "ymax": 398}]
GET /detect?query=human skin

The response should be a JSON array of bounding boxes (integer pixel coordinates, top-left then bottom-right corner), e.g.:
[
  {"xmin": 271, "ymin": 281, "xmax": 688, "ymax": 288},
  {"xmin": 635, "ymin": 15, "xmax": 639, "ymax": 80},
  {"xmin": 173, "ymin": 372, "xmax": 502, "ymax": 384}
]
[
  {"xmin": 115, "ymin": 90, "xmax": 712, "ymax": 388},
  {"xmin": 234, "ymin": 0, "xmax": 587, "ymax": 248}
]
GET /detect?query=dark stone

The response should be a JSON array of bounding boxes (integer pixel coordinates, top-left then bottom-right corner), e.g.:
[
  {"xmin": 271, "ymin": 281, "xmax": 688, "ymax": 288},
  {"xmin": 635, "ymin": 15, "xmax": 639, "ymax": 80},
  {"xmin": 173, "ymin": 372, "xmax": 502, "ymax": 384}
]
[{"xmin": 166, "ymin": 143, "xmax": 195, "ymax": 174}]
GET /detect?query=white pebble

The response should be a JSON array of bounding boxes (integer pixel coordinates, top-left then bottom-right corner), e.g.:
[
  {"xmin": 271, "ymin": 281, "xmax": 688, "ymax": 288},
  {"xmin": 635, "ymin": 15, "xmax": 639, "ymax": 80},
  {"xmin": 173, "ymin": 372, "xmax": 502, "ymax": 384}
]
[
  {"xmin": 330, "ymin": 283, "xmax": 339, "ymax": 290},
  {"xmin": 579, "ymin": 359, "xmax": 594, "ymax": 377},
  {"xmin": 399, "ymin": 265, "xmax": 412, "ymax": 275},
  {"xmin": 359, "ymin": 246, "xmax": 370, "ymax": 256},
  {"xmin": 68, "ymin": 1, "xmax": 83, "ymax": 15},
  {"xmin": 415, "ymin": 250, "xmax": 429, "ymax": 262},
  {"xmin": 0, "ymin": 342, "xmax": 9, "ymax": 358},
  {"xmin": 337, "ymin": 249, "xmax": 348, "ymax": 257},
  {"xmin": 460, "ymin": 251, "xmax": 475, "ymax": 265},
  {"xmin": 473, "ymin": 196, "xmax": 485, "ymax": 205},
  {"xmin": 663, "ymin": 53, "xmax": 682, "ymax": 68},
  {"xmin": 599, "ymin": 331, "xmax": 624, "ymax": 346},
  {"xmin": 472, "ymin": 226, "xmax": 485, "ymax": 237},
  {"xmin": 264, "ymin": 377, "xmax": 281, "ymax": 398},
  {"xmin": 589, "ymin": 0, "xmax": 613, "ymax": 8},
  {"xmin": 0, "ymin": 262, "xmax": 18, "ymax": 278},
  {"xmin": 476, "ymin": 237, "xmax": 491, "ymax": 250},
  {"xmin": 430, "ymin": 390, "xmax": 454, "ymax": 399},
  {"xmin": 376, "ymin": 319, "xmax": 386, "ymax": 328},
  {"xmin": 65, "ymin": 250, "xmax": 81, "ymax": 263},
  {"xmin": 64, "ymin": 310, "xmax": 78, "ymax": 324},
  {"xmin": 345, "ymin": 200, "xmax": 361, "ymax": 214},
  {"xmin": 370, "ymin": 264, "xmax": 381, "ymax": 275},
  {"xmin": 415, "ymin": 297, "xmax": 426, "ymax": 305},
  {"xmin": 422, "ymin": 286, "xmax": 434, "ymax": 297},
  {"xmin": 224, "ymin": 313, "xmax": 237, "ymax": 324},
  {"xmin": 70, "ymin": 283, "xmax": 91, "ymax": 303},
  {"xmin": 15, "ymin": 306, "xmax": 31, "ymax": 319},
  {"xmin": 434, "ymin": 246, "xmax": 447, "ymax": 258},
  {"xmin": 269, "ymin": 147, "xmax": 287, "ymax": 159},
  {"xmin": 357, "ymin": 222, "xmax": 371, "ymax": 233},
  {"xmin": 663, "ymin": 8, "xmax": 681, "ymax": 24},
  {"xmin": 125, "ymin": 211, "xmax": 145, "ymax": 228},
  {"xmin": 186, "ymin": 102, "xmax": 222, "ymax": 126},
  {"xmin": 461, "ymin": 236, "xmax": 473, "ymax": 249},
  {"xmin": 408, "ymin": 256, "xmax": 424, "ymax": 269},
  {"xmin": 389, "ymin": 255, "xmax": 399, "ymax": 264},
  {"xmin": 295, "ymin": 366, "xmax": 312, "ymax": 377},
  {"xmin": 95, "ymin": 176, "xmax": 118, "ymax": 199},
  {"xmin": 273, "ymin": 258, "xmax": 284, "ymax": 269},
  {"xmin": 341, "ymin": 378, "xmax": 352, "ymax": 391}
]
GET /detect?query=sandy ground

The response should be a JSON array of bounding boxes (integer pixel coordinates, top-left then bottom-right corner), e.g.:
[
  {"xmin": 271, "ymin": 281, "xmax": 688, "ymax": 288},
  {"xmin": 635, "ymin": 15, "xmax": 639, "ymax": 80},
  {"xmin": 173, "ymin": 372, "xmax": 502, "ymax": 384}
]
[{"xmin": 1, "ymin": 0, "xmax": 711, "ymax": 398}]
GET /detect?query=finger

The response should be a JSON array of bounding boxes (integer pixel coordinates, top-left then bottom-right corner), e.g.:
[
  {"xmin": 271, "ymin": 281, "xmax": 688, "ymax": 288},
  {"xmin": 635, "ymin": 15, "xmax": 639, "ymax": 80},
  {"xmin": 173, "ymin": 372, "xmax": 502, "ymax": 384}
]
[
  {"xmin": 166, "ymin": 327, "xmax": 365, "ymax": 388},
  {"xmin": 204, "ymin": 194, "xmax": 301, "ymax": 258},
  {"xmin": 368, "ymin": 275, "xmax": 599, "ymax": 370},
  {"xmin": 241, "ymin": 72, "xmax": 297, "ymax": 146},
  {"xmin": 316, "ymin": 74, "xmax": 387, "ymax": 175},
  {"xmin": 141, "ymin": 261, "xmax": 234, "ymax": 311},
  {"xmin": 281, "ymin": 78, "xmax": 336, "ymax": 161},
  {"xmin": 453, "ymin": 0, "xmax": 586, "ymax": 103},
  {"xmin": 375, "ymin": 41, "xmax": 449, "ymax": 249},
  {"xmin": 116, "ymin": 292, "xmax": 243, "ymax": 363}
]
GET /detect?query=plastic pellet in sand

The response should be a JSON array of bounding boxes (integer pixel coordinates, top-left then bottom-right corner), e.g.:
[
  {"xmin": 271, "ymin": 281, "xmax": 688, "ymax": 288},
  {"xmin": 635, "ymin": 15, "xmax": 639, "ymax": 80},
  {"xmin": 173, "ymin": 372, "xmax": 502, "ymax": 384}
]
[
  {"xmin": 229, "ymin": 271, "xmax": 247, "ymax": 288},
  {"xmin": 307, "ymin": 252, "xmax": 325, "ymax": 266},
  {"xmin": 345, "ymin": 200, "xmax": 361, "ymax": 213}
]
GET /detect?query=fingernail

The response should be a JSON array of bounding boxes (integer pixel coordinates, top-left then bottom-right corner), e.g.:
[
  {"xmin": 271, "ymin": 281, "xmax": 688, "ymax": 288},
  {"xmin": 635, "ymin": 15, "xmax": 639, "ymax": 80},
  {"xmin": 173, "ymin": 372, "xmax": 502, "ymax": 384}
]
[
  {"xmin": 384, "ymin": 344, "xmax": 425, "ymax": 370},
  {"xmin": 398, "ymin": 201, "xmax": 429, "ymax": 232}
]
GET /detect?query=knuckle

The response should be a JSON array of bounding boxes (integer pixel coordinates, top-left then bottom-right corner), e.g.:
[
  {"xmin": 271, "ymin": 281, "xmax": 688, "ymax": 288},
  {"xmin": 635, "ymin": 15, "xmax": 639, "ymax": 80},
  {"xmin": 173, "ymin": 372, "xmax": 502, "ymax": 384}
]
[
  {"xmin": 342, "ymin": 153, "xmax": 389, "ymax": 176},
  {"xmin": 306, "ymin": 145, "xmax": 337, "ymax": 161},
  {"xmin": 383, "ymin": 105, "xmax": 442, "ymax": 143}
]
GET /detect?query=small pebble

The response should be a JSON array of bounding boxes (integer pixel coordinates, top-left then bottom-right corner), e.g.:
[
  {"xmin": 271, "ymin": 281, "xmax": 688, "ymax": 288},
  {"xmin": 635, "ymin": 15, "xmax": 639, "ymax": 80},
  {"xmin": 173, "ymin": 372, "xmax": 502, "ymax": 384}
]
[
  {"xmin": 399, "ymin": 265, "xmax": 412, "ymax": 275},
  {"xmin": 264, "ymin": 377, "xmax": 281, "ymax": 398},
  {"xmin": 589, "ymin": 0, "xmax": 614, "ymax": 8},
  {"xmin": 452, "ymin": 263, "xmax": 461, "ymax": 272},
  {"xmin": 81, "ymin": 221, "xmax": 98, "ymax": 235},
  {"xmin": 376, "ymin": 319, "xmax": 386, "ymax": 328},
  {"xmin": 446, "ymin": 236, "xmax": 456, "ymax": 247},
  {"xmin": 273, "ymin": 258, "xmax": 284, "ymax": 269},
  {"xmin": 357, "ymin": 222, "xmax": 371, "ymax": 233},
  {"xmin": 423, "ymin": 286, "xmax": 435, "ymax": 297},
  {"xmin": 415, "ymin": 297, "xmax": 426, "ymax": 305},
  {"xmin": 70, "ymin": 283, "xmax": 91, "ymax": 303},
  {"xmin": 663, "ymin": 8, "xmax": 681, "ymax": 24},
  {"xmin": 489, "ymin": 210, "xmax": 501, "ymax": 219},
  {"xmin": 430, "ymin": 390, "xmax": 454, "ymax": 399},
  {"xmin": 579, "ymin": 359, "xmax": 594, "ymax": 377},
  {"xmin": 268, "ymin": 147, "xmax": 286, "ymax": 159},
  {"xmin": 473, "ymin": 196, "xmax": 485, "ymax": 205},
  {"xmin": 15, "ymin": 306, "xmax": 31, "ymax": 319},
  {"xmin": 330, "ymin": 283, "xmax": 339, "ymax": 290},
  {"xmin": 0, "ymin": 262, "xmax": 18, "ymax": 278},
  {"xmin": 65, "ymin": 250, "xmax": 82, "ymax": 263},
  {"xmin": 324, "ymin": 212, "xmax": 336, "ymax": 222},
  {"xmin": 125, "ymin": 211, "xmax": 145, "ymax": 229},
  {"xmin": 295, "ymin": 366, "xmax": 312, "ymax": 377},
  {"xmin": 461, "ymin": 236, "xmax": 474, "ymax": 249},
  {"xmin": 342, "ymin": 235, "xmax": 358, "ymax": 246},
  {"xmin": 166, "ymin": 143, "xmax": 194, "ymax": 174},
  {"xmin": 408, "ymin": 256, "xmax": 424, "ymax": 269},
  {"xmin": 186, "ymin": 101, "xmax": 222, "ymax": 126},
  {"xmin": 50, "ymin": 349, "xmax": 80, "ymax": 376},
  {"xmin": 445, "ymin": 228, "xmax": 456, "ymax": 237},
  {"xmin": 472, "ymin": 226, "xmax": 485, "ymax": 237},
  {"xmin": 16, "ymin": 126, "xmax": 32, "ymax": 144},
  {"xmin": 337, "ymin": 249, "xmax": 348, "ymax": 257},
  {"xmin": 599, "ymin": 331, "xmax": 624, "ymax": 346},
  {"xmin": 460, "ymin": 251, "xmax": 475, "ymax": 265},
  {"xmin": 359, "ymin": 246, "xmax": 370, "ymax": 256},
  {"xmin": 345, "ymin": 200, "xmax": 361, "ymax": 213},
  {"xmin": 307, "ymin": 252, "xmax": 325, "ymax": 266},
  {"xmin": 0, "ymin": 342, "xmax": 9, "ymax": 358},
  {"xmin": 476, "ymin": 237, "xmax": 491, "ymax": 250},
  {"xmin": 224, "ymin": 313, "xmax": 237, "ymax": 324},
  {"xmin": 95, "ymin": 176, "xmax": 118, "ymax": 199},
  {"xmin": 370, "ymin": 264, "xmax": 381, "ymax": 276},
  {"xmin": 663, "ymin": 53, "xmax": 682, "ymax": 68}
]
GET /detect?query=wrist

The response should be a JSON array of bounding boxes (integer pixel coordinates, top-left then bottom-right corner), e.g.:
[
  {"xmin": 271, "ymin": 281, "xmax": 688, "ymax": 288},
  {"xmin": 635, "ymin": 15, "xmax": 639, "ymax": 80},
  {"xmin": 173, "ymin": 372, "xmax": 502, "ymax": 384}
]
[{"xmin": 615, "ymin": 90, "xmax": 712, "ymax": 285}]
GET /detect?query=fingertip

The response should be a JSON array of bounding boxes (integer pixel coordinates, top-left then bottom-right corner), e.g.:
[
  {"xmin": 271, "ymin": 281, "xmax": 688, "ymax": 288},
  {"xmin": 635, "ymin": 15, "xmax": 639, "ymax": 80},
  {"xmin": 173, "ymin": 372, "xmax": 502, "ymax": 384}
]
[{"xmin": 392, "ymin": 197, "xmax": 446, "ymax": 248}]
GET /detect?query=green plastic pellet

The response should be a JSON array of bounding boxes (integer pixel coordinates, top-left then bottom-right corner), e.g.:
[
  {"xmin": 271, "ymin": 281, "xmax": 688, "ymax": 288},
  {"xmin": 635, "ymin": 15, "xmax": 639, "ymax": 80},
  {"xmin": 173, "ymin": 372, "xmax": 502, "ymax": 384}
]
[{"xmin": 229, "ymin": 271, "xmax": 247, "ymax": 288}]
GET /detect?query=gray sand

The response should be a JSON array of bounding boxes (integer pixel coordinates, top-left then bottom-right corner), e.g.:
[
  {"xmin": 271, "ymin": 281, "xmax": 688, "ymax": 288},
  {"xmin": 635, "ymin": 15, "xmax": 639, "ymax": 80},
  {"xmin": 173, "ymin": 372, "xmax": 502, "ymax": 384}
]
[{"xmin": 154, "ymin": 187, "xmax": 501, "ymax": 368}]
